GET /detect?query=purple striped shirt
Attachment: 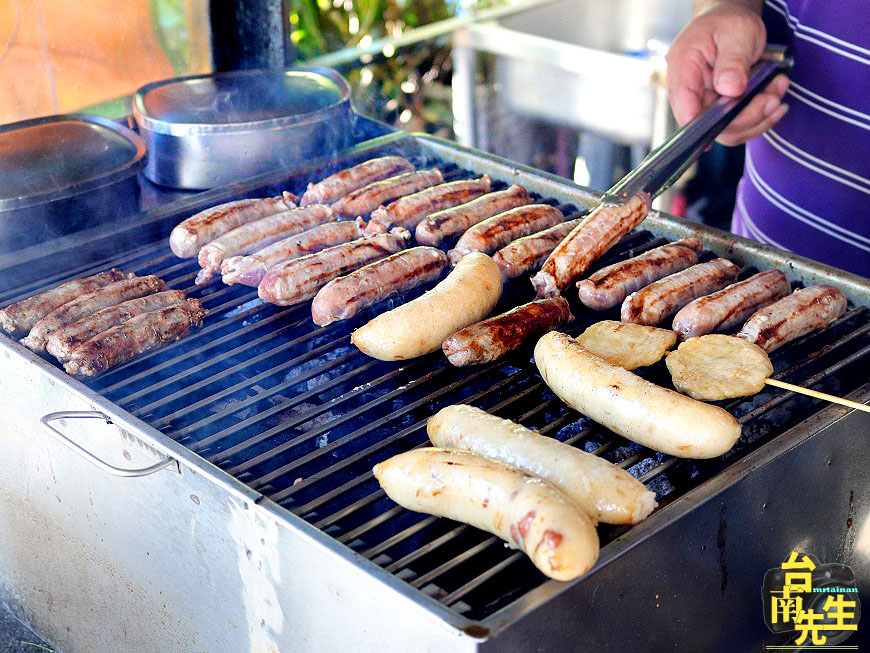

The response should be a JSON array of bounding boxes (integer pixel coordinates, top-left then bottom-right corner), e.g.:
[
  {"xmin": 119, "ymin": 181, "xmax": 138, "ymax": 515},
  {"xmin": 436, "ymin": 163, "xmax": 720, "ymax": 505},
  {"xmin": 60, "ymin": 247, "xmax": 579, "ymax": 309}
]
[{"xmin": 731, "ymin": 0, "xmax": 870, "ymax": 278}]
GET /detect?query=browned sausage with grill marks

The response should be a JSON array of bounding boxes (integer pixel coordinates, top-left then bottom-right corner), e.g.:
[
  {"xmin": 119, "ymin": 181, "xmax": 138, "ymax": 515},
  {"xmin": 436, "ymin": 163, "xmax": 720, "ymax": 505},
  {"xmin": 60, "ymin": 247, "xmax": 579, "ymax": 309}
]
[
  {"xmin": 448, "ymin": 204, "xmax": 565, "ymax": 266},
  {"xmin": 442, "ymin": 297, "xmax": 573, "ymax": 366},
  {"xmin": 0, "ymin": 269, "xmax": 130, "ymax": 338},
  {"xmin": 63, "ymin": 300, "xmax": 207, "ymax": 378},
  {"xmin": 46, "ymin": 291, "xmax": 187, "ymax": 362},
  {"xmin": 169, "ymin": 192, "xmax": 297, "ymax": 258},
  {"xmin": 620, "ymin": 258, "xmax": 741, "ymax": 326},
  {"xmin": 221, "ymin": 219, "xmax": 366, "ymax": 287},
  {"xmin": 330, "ymin": 170, "xmax": 443, "ymax": 218},
  {"xmin": 736, "ymin": 285, "xmax": 847, "ymax": 352},
  {"xmin": 366, "ymin": 176, "xmax": 491, "ymax": 234},
  {"xmin": 258, "ymin": 228, "xmax": 412, "ymax": 306},
  {"xmin": 21, "ymin": 276, "xmax": 169, "ymax": 353},
  {"xmin": 195, "ymin": 205, "xmax": 336, "ymax": 285},
  {"xmin": 532, "ymin": 193, "xmax": 650, "ymax": 297},
  {"xmin": 576, "ymin": 238, "xmax": 703, "ymax": 311},
  {"xmin": 311, "ymin": 247, "xmax": 448, "ymax": 326},
  {"xmin": 672, "ymin": 269, "xmax": 792, "ymax": 340},
  {"xmin": 493, "ymin": 218, "xmax": 583, "ymax": 280},
  {"xmin": 300, "ymin": 156, "xmax": 414, "ymax": 205},
  {"xmin": 415, "ymin": 185, "xmax": 531, "ymax": 246}
]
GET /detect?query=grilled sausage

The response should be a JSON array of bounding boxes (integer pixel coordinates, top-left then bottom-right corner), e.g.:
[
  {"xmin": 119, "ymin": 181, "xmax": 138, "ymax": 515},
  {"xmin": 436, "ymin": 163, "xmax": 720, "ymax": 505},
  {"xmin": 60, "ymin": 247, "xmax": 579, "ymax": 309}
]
[
  {"xmin": 576, "ymin": 238, "xmax": 703, "ymax": 311},
  {"xmin": 300, "ymin": 156, "xmax": 414, "ymax": 205},
  {"xmin": 366, "ymin": 176, "xmax": 492, "ymax": 234},
  {"xmin": 0, "ymin": 269, "xmax": 129, "ymax": 338},
  {"xmin": 535, "ymin": 332, "xmax": 742, "ymax": 459},
  {"xmin": 415, "ymin": 184, "xmax": 532, "ymax": 246},
  {"xmin": 46, "ymin": 290, "xmax": 187, "ymax": 362},
  {"xmin": 736, "ymin": 285, "xmax": 848, "ymax": 352},
  {"xmin": 63, "ymin": 300, "xmax": 207, "ymax": 378},
  {"xmin": 442, "ymin": 297, "xmax": 573, "ymax": 366},
  {"xmin": 21, "ymin": 276, "xmax": 168, "ymax": 353},
  {"xmin": 330, "ymin": 169, "xmax": 443, "ymax": 218},
  {"xmin": 532, "ymin": 193, "xmax": 650, "ymax": 297},
  {"xmin": 672, "ymin": 270, "xmax": 792, "ymax": 340},
  {"xmin": 311, "ymin": 247, "xmax": 448, "ymax": 326},
  {"xmin": 258, "ymin": 228, "xmax": 412, "ymax": 306},
  {"xmin": 351, "ymin": 252, "xmax": 502, "ymax": 361},
  {"xmin": 169, "ymin": 192, "xmax": 297, "ymax": 259},
  {"xmin": 373, "ymin": 448, "xmax": 600, "ymax": 581},
  {"xmin": 448, "ymin": 204, "xmax": 565, "ymax": 265},
  {"xmin": 221, "ymin": 219, "xmax": 366, "ymax": 287},
  {"xmin": 621, "ymin": 258, "xmax": 741, "ymax": 326},
  {"xmin": 493, "ymin": 218, "xmax": 583, "ymax": 280},
  {"xmin": 195, "ymin": 205, "xmax": 336, "ymax": 285},
  {"xmin": 427, "ymin": 405, "xmax": 657, "ymax": 524}
]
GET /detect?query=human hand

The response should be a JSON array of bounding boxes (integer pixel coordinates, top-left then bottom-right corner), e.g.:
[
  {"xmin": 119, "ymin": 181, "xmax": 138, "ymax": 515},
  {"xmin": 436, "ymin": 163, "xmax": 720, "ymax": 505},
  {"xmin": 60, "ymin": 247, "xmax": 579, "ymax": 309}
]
[{"xmin": 666, "ymin": 1, "xmax": 789, "ymax": 146}]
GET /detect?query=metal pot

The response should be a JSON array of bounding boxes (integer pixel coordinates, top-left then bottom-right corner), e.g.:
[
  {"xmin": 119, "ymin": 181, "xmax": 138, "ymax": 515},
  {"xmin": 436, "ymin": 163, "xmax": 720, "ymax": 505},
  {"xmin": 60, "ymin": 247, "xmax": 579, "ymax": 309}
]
[{"xmin": 133, "ymin": 67, "xmax": 355, "ymax": 190}]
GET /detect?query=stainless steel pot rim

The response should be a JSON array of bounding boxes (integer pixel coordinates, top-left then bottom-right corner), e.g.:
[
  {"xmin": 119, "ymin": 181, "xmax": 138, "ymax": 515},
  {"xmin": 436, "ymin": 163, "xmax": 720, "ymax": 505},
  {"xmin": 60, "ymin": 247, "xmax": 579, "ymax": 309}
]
[
  {"xmin": 0, "ymin": 113, "xmax": 146, "ymax": 212},
  {"xmin": 132, "ymin": 67, "xmax": 352, "ymax": 136}
]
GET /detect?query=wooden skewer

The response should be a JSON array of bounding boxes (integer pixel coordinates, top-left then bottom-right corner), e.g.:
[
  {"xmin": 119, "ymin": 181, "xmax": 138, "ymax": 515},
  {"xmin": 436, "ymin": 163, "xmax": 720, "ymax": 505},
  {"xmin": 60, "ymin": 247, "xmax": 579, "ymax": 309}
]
[{"xmin": 764, "ymin": 378, "xmax": 870, "ymax": 414}]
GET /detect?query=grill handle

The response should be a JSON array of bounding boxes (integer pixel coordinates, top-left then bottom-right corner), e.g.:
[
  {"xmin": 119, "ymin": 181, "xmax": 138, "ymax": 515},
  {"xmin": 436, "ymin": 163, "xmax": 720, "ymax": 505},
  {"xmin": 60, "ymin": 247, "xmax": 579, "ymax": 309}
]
[
  {"xmin": 40, "ymin": 411, "xmax": 179, "ymax": 477},
  {"xmin": 603, "ymin": 44, "xmax": 792, "ymax": 204}
]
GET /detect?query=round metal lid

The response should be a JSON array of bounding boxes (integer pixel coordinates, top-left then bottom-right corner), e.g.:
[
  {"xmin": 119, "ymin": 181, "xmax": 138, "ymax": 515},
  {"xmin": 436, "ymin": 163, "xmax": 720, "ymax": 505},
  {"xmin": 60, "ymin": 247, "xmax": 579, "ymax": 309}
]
[
  {"xmin": 0, "ymin": 114, "xmax": 146, "ymax": 211},
  {"xmin": 133, "ymin": 68, "xmax": 351, "ymax": 136}
]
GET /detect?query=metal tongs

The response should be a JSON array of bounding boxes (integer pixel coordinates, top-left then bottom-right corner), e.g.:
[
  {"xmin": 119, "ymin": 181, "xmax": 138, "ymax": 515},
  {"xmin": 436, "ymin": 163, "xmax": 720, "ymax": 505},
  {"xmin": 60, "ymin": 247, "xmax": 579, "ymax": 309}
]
[{"xmin": 602, "ymin": 45, "xmax": 793, "ymax": 207}]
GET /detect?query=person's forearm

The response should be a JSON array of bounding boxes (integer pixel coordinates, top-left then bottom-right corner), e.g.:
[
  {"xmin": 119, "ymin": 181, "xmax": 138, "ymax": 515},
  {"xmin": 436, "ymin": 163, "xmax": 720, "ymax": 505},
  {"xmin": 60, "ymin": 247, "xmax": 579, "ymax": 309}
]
[{"xmin": 693, "ymin": 0, "xmax": 764, "ymax": 16}]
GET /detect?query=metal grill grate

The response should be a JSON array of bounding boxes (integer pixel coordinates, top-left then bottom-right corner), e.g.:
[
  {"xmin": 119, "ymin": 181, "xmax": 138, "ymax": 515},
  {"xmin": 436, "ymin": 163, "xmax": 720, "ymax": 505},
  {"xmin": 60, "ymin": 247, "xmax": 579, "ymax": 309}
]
[{"xmin": 1, "ymin": 140, "xmax": 867, "ymax": 621}]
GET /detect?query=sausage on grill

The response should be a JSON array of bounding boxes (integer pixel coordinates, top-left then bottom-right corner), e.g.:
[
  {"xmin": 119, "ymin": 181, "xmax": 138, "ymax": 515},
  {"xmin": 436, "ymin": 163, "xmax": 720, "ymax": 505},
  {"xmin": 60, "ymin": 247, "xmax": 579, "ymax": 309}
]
[
  {"xmin": 330, "ymin": 169, "xmax": 443, "ymax": 218},
  {"xmin": 442, "ymin": 297, "xmax": 572, "ymax": 366},
  {"xmin": 535, "ymin": 331, "xmax": 742, "ymax": 459},
  {"xmin": 0, "ymin": 269, "xmax": 129, "ymax": 338},
  {"xmin": 415, "ymin": 184, "xmax": 531, "ymax": 246},
  {"xmin": 366, "ymin": 176, "xmax": 491, "ymax": 234},
  {"xmin": 21, "ymin": 275, "xmax": 168, "ymax": 353},
  {"xmin": 351, "ymin": 252, "xmax": 502, "ymax": 361},
  {"xmin": 169, "ymin": 192, "xmax": 297, "ymax": 259},
  {"xmin": 532, "ymin": 193, "xmax": 650, "ymax": 297},
  {"xmin": 64, "ymin": 300, "xmax": 207, "ymax": 378},
  {"xmin": 46, "ymin": 290, "xmax": 187, "ymax": 362},
  {"xmin": 373, "ymin": 448, "xmax": 600, "ymax": 581},
  {"xmin": 258, "ymin": 228, "xmax": 412, "ymax": 306},
  {"xmin": 427, "ymin": 405, "xmax": 657, "ymax": 524},
  {"xmin": 576, "ymin": 238, "xmax": 703, "ymax": 311},
  {"xmin": 672, "ymin": 269, "xmax": 792, "ymax": 340},
  {"xmin": 448, "ymin": 204, "xmax": 565, "ymax": 266},
  {"xmin": 300, "ymin": 156, "xmax": 414, "ymax": 205},
  {"xmin": 493, "ymin": 218, "xmax": 582, "ymax": 280},
  {"xmin": 311, "ymin": 246, "xmax": 448, "ymax": 326},
  {"xmin": 736, "ymin": 285, "xmax": 848, "ymax": 352},
  {"xmin": 195, "ymin": 205, "xmax": 336, "ymax": 285},
  {"xmin": 221, "ymin": 219, "xmax": 366, "ymax": 287},
  {"xmin": 621, "ymin": 258, "xmax": 741, "ymax": 326}
]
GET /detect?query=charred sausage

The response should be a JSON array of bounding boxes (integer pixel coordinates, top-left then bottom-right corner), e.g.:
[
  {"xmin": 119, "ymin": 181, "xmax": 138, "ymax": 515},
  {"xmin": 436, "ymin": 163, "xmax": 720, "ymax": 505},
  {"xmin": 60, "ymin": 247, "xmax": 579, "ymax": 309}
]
[
  {"xmin": 0, "ymin": 269, "xmax": 129, "ymax": 338},
  {"xmin": 493, "ymin": 218, "xmax": 583, "ymax": 280},
  {"xmin": 576, "ymin": 238, "xmax": 703, "ymax": 311},
  {"xmin": 258, "ymin": 228, "xmax": 411, "ymax": 306},
  {"xmin": 442, "ymin": 297, "xmax": 572, "ymax": 366},
  {"xmin": 330, "ymin": 170, "xmax": 443, "ymax": 218},
  {"xmin": 532, "ymin": 193, "xmax": 650, "ymax": 297},
  {"xmin": 169, "ymin": 192, "xmax": 297, "ymax": 258},
  {"xmin": 736, "ymin": 285, "xmax": 848, "ymax": 352},
  {"xmin": 672, "ymin": 269, "xmax": 791, "ymax": 340},
  {"xmin": 311, "ymin": 247, "xmax": 448, "ymax": 326},
  {"xmin": 300, "ymin": 156, "xmax": 414, "ymax": 205},
  {"xmin": 620, "ymin": 258, "xmax": 740, "ymax": 326},
  {"xmin": 415, "ymin": 184, "xmax": 531, "ymax": 246}
]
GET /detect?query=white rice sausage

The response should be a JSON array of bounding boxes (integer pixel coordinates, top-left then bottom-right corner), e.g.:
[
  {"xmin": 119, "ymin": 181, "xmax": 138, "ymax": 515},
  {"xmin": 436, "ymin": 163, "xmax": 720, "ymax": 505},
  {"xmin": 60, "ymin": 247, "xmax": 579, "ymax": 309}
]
[
  {"xmin": 351, "ymin": 252, "xmax": 503, "ymax": 361},
  {"xmin": 427, "ymin": 405, "xmax": 657, "ymax": 524},
  {"xmin": 534, "ymin": 331, "xmax": 741, "ymax": 459},
  {"xmin": 373, "ymin": 448, "xmax": 600, "ymax": 581}
]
